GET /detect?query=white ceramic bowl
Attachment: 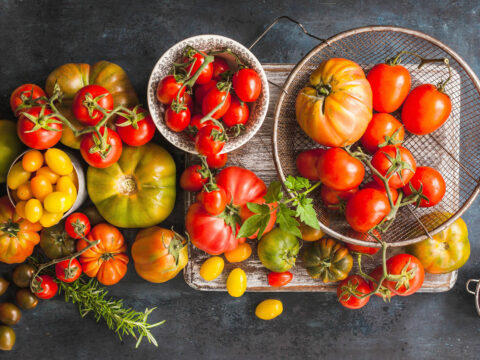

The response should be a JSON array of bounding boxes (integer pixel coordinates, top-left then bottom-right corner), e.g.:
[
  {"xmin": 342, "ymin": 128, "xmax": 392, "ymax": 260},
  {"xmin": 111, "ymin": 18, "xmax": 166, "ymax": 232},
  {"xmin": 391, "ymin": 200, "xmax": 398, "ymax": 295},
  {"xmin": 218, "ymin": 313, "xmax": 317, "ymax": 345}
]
[{"xmin": 147, "ymin": 34, "xmax": 269, "ymax": 154}]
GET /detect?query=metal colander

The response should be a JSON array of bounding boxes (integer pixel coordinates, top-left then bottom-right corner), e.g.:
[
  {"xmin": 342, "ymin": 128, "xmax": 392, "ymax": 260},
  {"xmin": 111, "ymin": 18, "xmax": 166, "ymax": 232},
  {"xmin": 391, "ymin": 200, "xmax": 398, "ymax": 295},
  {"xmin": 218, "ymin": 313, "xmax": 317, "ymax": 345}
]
[{"xmin": 271, "ymin": 24, "xmax": 480, "ymax": 247}]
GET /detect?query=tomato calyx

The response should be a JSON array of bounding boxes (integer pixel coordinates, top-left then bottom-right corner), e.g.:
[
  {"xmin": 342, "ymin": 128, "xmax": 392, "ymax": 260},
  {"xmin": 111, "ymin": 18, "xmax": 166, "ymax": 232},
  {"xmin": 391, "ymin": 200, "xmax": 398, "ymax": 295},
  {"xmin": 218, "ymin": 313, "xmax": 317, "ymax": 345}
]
[
  {"xmin": 338, "ymin": 278, "xmax": 369, "ymax": 303},
  {"xmin": 115, "ymin": 105, "xmax": 147, "ymax": 130},
  {"xmin": 14, "ymin": 85, "xmax": 48, "ymax": 114},
  {"xmin": 22, "ymin": 105, "xmax": 63, "ymax": 133},
  {"xmin": 87, "ymin": 127, "xmax": 112, "ymax": 159},
  {"xmin": 217, "ymin": 201, "xmax": 242, "ymax": 236},
  {"xmin": 0, "ymin": 219, "xmax": 20, "ymax": 237},
  {"xmin": 82, "ymin": 92, "xmax": 110, "ymax": 119},
  {"xmin": 161, "ymin": 231, "xmax": 187, "ymax": 266},
  {"xmin": 404, "ymin": 182, "xmax": 430, "ymax": 208},
  {"xmin": 386, "ymin": 258, "xmax": 418, "ymax": 292},
  {"xmin": 117, "ymin": 175, "xmax": 138, "ymax": 196},
  {"xmin": 382, "ymin": 148, "xmax": 414, "ymax": 181},
  {"xmin": 378, "ymin": 126, "xmax": 404, "ymax": 148}
]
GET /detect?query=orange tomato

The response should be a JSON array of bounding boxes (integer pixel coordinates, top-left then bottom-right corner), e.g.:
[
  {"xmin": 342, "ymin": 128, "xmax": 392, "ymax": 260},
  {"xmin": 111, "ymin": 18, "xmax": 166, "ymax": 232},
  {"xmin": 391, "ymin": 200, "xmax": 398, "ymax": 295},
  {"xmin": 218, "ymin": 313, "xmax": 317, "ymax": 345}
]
[
  {"xmin": 30, "ymin": 175, "xmax": 53, "ymax": 201},
  {"xmin": 225, "ymin": 243, "xmax": 252, "ymax": 263},
  {"xmin": 14, "ymin": 201, "xmax": 26, "ymax": 219},
  {"xmin": 16, "ymin": 182, "xmax": 32, "ymax": 201},
  {"xmin": 22, "ymin": 150, "xmax": 44, "ymax": 172},
  {"xmin": 36, "ymin": 167, "xmax": 59, "ymax": 184}
]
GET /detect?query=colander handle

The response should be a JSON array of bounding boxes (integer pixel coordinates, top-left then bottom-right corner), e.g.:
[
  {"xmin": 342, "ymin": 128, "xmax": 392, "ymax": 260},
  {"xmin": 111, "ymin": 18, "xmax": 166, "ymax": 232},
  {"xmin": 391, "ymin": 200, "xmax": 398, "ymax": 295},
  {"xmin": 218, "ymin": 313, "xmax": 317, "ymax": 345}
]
[{"xmin": 466, "ymin": 279, "xmax": 479, "ymax": 295}]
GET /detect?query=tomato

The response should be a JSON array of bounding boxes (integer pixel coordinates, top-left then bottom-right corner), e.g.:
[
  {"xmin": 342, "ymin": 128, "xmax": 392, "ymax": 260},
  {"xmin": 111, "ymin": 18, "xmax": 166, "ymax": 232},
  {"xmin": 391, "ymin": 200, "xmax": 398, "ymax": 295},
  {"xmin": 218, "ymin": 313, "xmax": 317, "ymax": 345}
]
[
  {"xmin": 225, "ymin": 243, "xmax": 252, "ymax": 263},
  {"xmin": 199, "ymin": 256, "xmax": 224, "ymax": 281},
  {"xmin": 257, "ymin": 228, "xmax": 300, "ymax": 272},
  {"xmin": 194, "ymin": 80, "xmax": 218, "ymax": 109},
  {"xmin": 40, "ymin": 222, "xmax": 76, "ymax": 259},
  {"xmin": 320, "ymin": 185, "xmax": 358, "ymax": 211},
  {"xmin": 238, "ymin": 196, "xmax": 277, "ymax": 240},
  {"xmin": 345, "ymin": 230, "xmax": 381, "ymax": 255},
  {"xmin": 0, "ymin": 303, "xmax": 21, "ymax": 326},
  {"xmin": 384, "ymin": 254, "xmax": 425, "ymax": 296},
  {"xmin": 202, "ymin": 85, "xmax": 231, "ymax": 119},
  {"xmin": 206, "ymin": 153, "xmax": 227, "ymax": 169},
  {"xmin": 30, "ymin": 175, "xmax": 53, "ymax": 201},
  {"xmin": 80, "ymin": 127, "xmax": 123, "ymax": 168},
  {"xmin": 77, "ymin": 223, "xmax": 129, "ymax": 286},
  {"xmin": 25, "ymin": 198, "xmax": 43, "ymax": 223},
  {"xmin": 39, "ymin": 211, "xmax": 63, "ymax": 228},
  {"xmin": 187, "ymin": 114, "xmax": 213, "ymax": 139},
  {"xmin": 10, "ymin": 84, "xmax": 46, "ymax": 116},
  {"xmin": 195, "ymin": 124, "xmax": 225, "ymax": 156},
  {"xmin": 55, "ymin": 258, "xmax": 82, "ymax": 283},
  {"xmin": 16, "ymin": 182, "xmax": 32, "ymax": 201},
  {"xmin": 17, "ymin": 107, "xmax": 63, "ymax": 149},
  {"xmin": 22, "ymin": 150, "xmax": 44, "ymax": 172},
  {"xmin": 184, "ymin": 51, "xmax": 213, "ymax": 85},
  {"xmin": 337, "ymin": 275, "xmax": 371, "ymax": 310},
  {"xmin": 363, "ymin": 181, "xmax": 399, "ymax": 206},
  {"xmin": 226, "ymin": 268, "xmax": 247, "ymax": 297},
  {"xmin": 0, "ymin": 278, "xmax": 8, "ymax": 296},
  {"xmin": 255, "ymin": 299, "xmax": 283, "ymax": 320},
  {"xmin": 43, "ymin": 192, "xmax": 70, "ymax": 213},
  {"xmin": 401, "ymin": 84, "xmax": 452, "ymax": 135},
  {"xmin": 0, "ymin": 120, "xmax": 22, "ymax": 183},
  {"xmin": 156, "ymin": 75, "xmax": 185, "ymax": 105},
  {"xmin": 296, "ymin": 58, "xmax": 372, "ymax": 147},
  {"xmin": 407, "ymin": 215, "xmax": 469, "ymax": 274},
  {"xmin": 165, "ymin": 106, "xmax": 191, "ymax": 132},
  {"xmin": 180, "ymin": 165, "xmax": 208, "ymax": 192},
  {"xmin": 82, "ymin": 205, "xmax": 105, "ymax": 226},
  {"xmin": 369, "ymin": 265, "xmax": 396, "ymax": 301},
  {"xmin": 65, "ymin": 212, "xmax": 91, "ymax": 239},
  {"xmin": 56, "ymin": 176, "xmax": 77, "ymax": 207},
  {"xmin": 15, "ymin": 289, "xmax": 38, "ymax": 310},
  {"xmin": 45, "ymin": 149, "xmax": 73, "ymax": 177},
  {"xmin": 402, "ymin": 166, "xmax": 446, "ymax": 207},
  {"xmin": 360, "ymin": 113, "xmax": 405, "ymax": 154},
  {"xmin": 32, "ymin": 275, "xmax": 58, "ymax": 299},
  {"xmin": 36, "ymin": 166, "xmax": 59, "ymax": 184},
  {"xmin": 0, "ymin": 326, "xmax": 15, "ymax": 351},
  {"xmin": 371, "ymin": 145, "xmax": 416, "ymax": 189},
  {"xmin": 197, "ymin": 187, "xmax": 228, "ymax": 215},
  {"xmin": 317, "ymin": 148, "xmax": 365, "ymax": 191},
  {"xmin": 299, "ymin": 222, "xmax": 324, "ymax": 242},
  {"xmin": 345, "ymin": 189, "xmax": 391, "ymax": 233},
  {"xmin": 303, "ymin": 238, "xmax": 353, "ymax": 282},
  {"xmin": 7, "ymin": 162, "xmax": 30, "ymax": 191},
  {"xmin": 367, "ymin": 62, "xmax": 411, "ymax": 113},
  {"xmin": 72, "ymin": 85, "xmax": 114, "ymax": 126},
  {"xmin": 222, "ymin": 96, "xmax": 249, "ymax": 127},
  {"xmin": 295, "ymin": 149, "xmax": 325, "ymax": 181},
  {"xmin": 212, "ymin": 57, "xmax": 230, "ymax": 80},
  {"xmin": 114, "ymin": 106, "xmax": 155, "ymax": 146},
  {"xmin": 12, "ymin": 264, "xmax": 36, "ymax": 288},
  {"xmin": 232, "ymin": 68, "xmax": 262, "ymax": 102},
  {"xmin": 268, "ymin": 271, "xmax": 293, "ymax": 287}
]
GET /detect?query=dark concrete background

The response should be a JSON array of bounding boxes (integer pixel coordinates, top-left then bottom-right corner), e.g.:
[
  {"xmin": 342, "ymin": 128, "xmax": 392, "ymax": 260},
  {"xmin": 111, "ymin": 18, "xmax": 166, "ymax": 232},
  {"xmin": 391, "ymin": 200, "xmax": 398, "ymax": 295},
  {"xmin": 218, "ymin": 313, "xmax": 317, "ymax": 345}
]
[{"xmin": 0, "ymin": 1, "xmax": 479, "ymax": 359}]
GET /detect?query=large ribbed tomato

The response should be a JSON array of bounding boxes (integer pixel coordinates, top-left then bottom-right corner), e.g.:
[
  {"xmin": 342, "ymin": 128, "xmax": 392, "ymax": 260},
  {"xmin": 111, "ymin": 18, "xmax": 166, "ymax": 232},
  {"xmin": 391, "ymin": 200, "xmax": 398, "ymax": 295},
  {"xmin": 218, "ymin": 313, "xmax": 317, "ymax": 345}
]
[{"xmin": 296, "ymin": 58, "xmax": 372, "ymax": 147}]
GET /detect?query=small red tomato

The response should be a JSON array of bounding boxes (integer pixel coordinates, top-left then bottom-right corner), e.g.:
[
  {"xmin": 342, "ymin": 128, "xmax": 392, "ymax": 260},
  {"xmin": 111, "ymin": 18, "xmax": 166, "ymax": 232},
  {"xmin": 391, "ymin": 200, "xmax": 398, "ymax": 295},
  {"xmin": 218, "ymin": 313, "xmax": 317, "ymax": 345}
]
[
  {"xmin": 346, "ymin": 188, "xmax": 391, "ymax": 233},
  {"xmin": 65, "ymin": 212, "xmax": 91, "ymax": 239},
  {"xmin": 295, "ymin": 149, "xmax": 325, "ymax": 180},
  {"xmin": 384, "ymin": 254, "xmax": 425, "ymax": 296},
  {"xmin": 165, "ymin": 106, "xmax": 191, "ymax": 132},
  {"xmin": 180, "ymin": 165, "xmax": 209, "ymax": 192},
  {"xmin": 72, "ymin": 85, "xmax": 114, "ymax": 126},
  {"xmin": 363, "ymin": 181, "xmax": 399, "ymax": 206},
  {"xmin": 361, "ymin": 113, "xmax": 405, "ymax": 154},
  {"xmin": 317, "ymin": 148, "xmax": 365, "ymax": 191},
  {"xmin": 222, "ymin": 96, "xmax": 249, "ymax": 127},
  {"xmin": 337, "ymin": 275, "xmax": 371, "ymax": 309},
  {"xmin": 212, "ymin": 57, "xmax": 230, "ymax": 80},
  {"xmin": 268, "ymin": 271, "xmax": 293, "ymax": 287},
  {"xmin": 33, "ymin": 275, "xmax": 58, "ymax": 300},
  {"xmin": 187, "ymin": 114, "xmax": 213, "ymax": 140},
  {"xmin": 181, "ymin": 93, "xmax": 194, "ymax": 114},
  {"xmin": 184, "ymin": 51, "xmax": 213, "ymax": 85},
  {"xmin": 320, "ymin": 185, "xmax": 358, "ymax": 211},
  {"xmin": 195, "ymin": 124, "xmax": 225, "ymax": 156},
  {"xmin": 345, "ymin": 230, "xmax": 381, "ymax": 255},
  {"xmin": 369, "ymin": 265, "xmax": 396, "ymax": 300},
  {"xmin": 156, "ymin": 75, "xmax": 186, "ymax": 105},
  {"xmin": 80, "ymin": 127, "xmax": 123, "ymax": 168},
  {"xmin": 55, "ymin": 258, "xmax": 82, "ymax": 283},
  {"xmin": 198, "ymin": 186, "xmax": 228, "ymax": 215},
  {"xmin": 115, "ymin": 106, "xmax": 156, "ymax": 146},
  {"xmin": 371, "ymin": 145, "xmax": 416, "ymax": 189},
  {"xmin": 402, "ymin": 166, "xmax": 446, "ymax": 207},
  {"xmin": 202, "ymin": 85, "xmax": 231, "ymax": 119},
  {"xmin": 232, "ymin": 68, "xmax": 262, "ymax": 102},
  {"xmin": 10, "ymin": 84, "xmax": 46, "ymax": 116},
  {"xmin": 194, "ymin": 80, "xmax": 218, "ymax": 110},
  {"xmin": 17, "ymin": 106, "xmax": 63, "ymax": 149},
  {"xmin": 206, "ymin": 153, "xmax": 228, "ymax": 169}
]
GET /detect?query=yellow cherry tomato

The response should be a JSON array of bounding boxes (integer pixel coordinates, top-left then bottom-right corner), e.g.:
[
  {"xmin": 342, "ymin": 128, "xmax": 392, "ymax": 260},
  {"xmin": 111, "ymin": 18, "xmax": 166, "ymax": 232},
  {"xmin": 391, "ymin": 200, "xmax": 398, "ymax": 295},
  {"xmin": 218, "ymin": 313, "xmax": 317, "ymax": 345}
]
[
  {"xmin": 225, "ymin": 243, "xmax": 252, "ymax": 263},
  {"xmin": 36, "ymin": 167, "xmax": 59, "ymax": 184},
  {"xmin": 56, "ymin": 176, "xmax": 77, "ymax": 207},
  {"xmin": 7, "ymin": 162, "xmax": 31, "ymax": 190},
  {"xmin": 226, "ymin": 268, "xmax": 247, "ymax": 297},
  {"xmin": 15, "ymin": 201, "xmax": 27, "ymax": 219},
  {"xmin": 39, "ymin": 211, "xmax": 63, "ymax": 228},
  {"xmin": 16, "ymin": 182, "xmax": 32, "ymax": 201},
  {"xmin": 25, "ymin": 198, "xmax": 43, "ymax": 223},
  {"xmin": 67, "ymin": 170, "xmax": 79, "ymax": 189},
  {"xmin": 45, "ymin": 148, "xmax": 73, "ymax": 176},
  {"xmin": 200, "ymin": 256, "xmax": 224, "ymax": 281},
  {"xmin": 255, "ymin": 299, "xmax": 283, "ymax": 320},
  {"xmin": 44, "ymin": 192, "xmax": 70, "ymax": 213},
  {"xmin": 30, "ymin": 175, "xmax": 53, "ymax": 201},
  {"xmin": 22, "ymin": 150, "xmax": 44, "ymax": 172}
]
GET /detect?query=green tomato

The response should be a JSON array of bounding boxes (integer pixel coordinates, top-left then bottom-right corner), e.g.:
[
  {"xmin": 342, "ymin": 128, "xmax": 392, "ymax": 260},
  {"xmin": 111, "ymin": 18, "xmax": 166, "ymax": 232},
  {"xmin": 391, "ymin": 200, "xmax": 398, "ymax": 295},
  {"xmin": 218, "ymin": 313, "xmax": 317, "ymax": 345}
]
[
  {"xmin": 0, "ymin": 120, "xmax": 22, "ymax": 183},
  {"xmin": 257, "ymin": 228, "xmax": 300, "ymax": 272},
  {"xmin": 40, "ymin": 222, "xmax": 76, "ymax": 259}
]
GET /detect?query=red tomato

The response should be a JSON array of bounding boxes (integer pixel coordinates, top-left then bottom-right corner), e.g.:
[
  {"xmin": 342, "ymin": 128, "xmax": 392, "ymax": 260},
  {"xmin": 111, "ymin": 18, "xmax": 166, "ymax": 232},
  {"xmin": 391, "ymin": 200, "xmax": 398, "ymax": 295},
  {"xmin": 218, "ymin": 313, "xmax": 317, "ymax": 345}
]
[
  {"xmin": 80, "ymin": 127, "xmax": 122, "ymax": 168},
  {"xmin": 320, "ymin": 185, "xmax": 358, "ymax": 210},
  {"xmin": 180, "ymin": 165, "xmax": 209, "ymax": 192},
  {"xmin": 55, "ymin": 258, "xmax": 82, "ymax": 283},
  {"xmin": 195, "ymin": 124, "xmax": 225, "ymax": 156},
  {"xmin": 181, "ymin": 93, "xmax": 194, "ymax": 114},
  {"xmin": 222, "ymin": 96, "xmax": 249, "ymax": 127},
  {"xmin": 384, "ymin": 254, "xmax": 425, "ymax": 296},
  {"xmin": 72, "ymin": 85, "xmax": 114, "ymax": 126},
  {"xmin": 295, "ymin": 149, "xmax": 325, "ymax": 180},
  {"xmin": 184, "ymin": 51, "xmax": 213, "ymax": 85},
  {"xmin": 194, "ymin": 80, "xmax": 218, "ymax": 110},
  {"xmin": 33, "ymin": 275, "xmax": 58, "ymax": 300},
  {"xmin": 188, "ymin": 114, "xmax": 213, "ymax": 139},
  {"xmin": 156, "ymin": 75, "xmax": 185, "ymax": 105},
  {"xmin": 198, "ymin": 186, "xmax": 228, "ymax": 215},
  {"xmin": 17, "ymin": 106, "xmax": 63, "ymax": 149},
  {"xmin": 345, "ymin": 188, "xmax": 391, "ymax": 233},
  {"xmin": 345, "ymin": 230, "xmax": 381, "ymax": 255},
  {"xmin": 268, "ymin": 271, "xmax": 293, "ymax": 287},
  {"xmin": 361, "ymin": 113, "xmax": 405, "ymax": 154},
  {"xmin": 10, "ymin": 84, "xmax": 46, "ymax": 116},
  {"xmin": 238, "ymin": 196, "xmax": 276, "ymax": 239},
  {"xmin": 115, "ymin": 106, "xmax": 156, "ymax": 146},
  {"xmin": 401, "ymin": 84, "xmax": 452, "ymax": 135},
  {"xmin": 206, "ymin": 153, "xmax": 228, "ymax": 169},
  {"xmin": 232, "ymin": 68, "xmax": 262, "ymax": 102},
  {"xmin": 212, "ymin": 57, "xmax": 230, "ymax": 80},
  {"xmin": 317, "ymin": 148, "xmax": 365, "ymax": 191},
  {"xmin": 402, "ymin": 166, "xmax": 446, "ymax": 207},
  {"xmin": 367, "ymin": 62, "xmax": 411, "ymax": 113},
  {"xmin": 165, "ymin": 106, "xmax": 191, "ymax": 132},
  {"xmin": 371, "ymin": 145, "xmax": 416, "ymax": 189},
  {"xmin": 369, "ymin": 265, "xmax": 396, "ymax": 300},
  {"xmin": 337, "ymin": 275, "xmax": 371, "ymax": 309},
  {"xmin": 65, "ymin": 212, "xmax": 91, "ymax": 239},
  {"xmin": 202, "ymin": 85, "xmax": 231, "ymax": 119},
  {"xmin": 363, "ymin": 181, "xmax": 399, "ymax": 205}
]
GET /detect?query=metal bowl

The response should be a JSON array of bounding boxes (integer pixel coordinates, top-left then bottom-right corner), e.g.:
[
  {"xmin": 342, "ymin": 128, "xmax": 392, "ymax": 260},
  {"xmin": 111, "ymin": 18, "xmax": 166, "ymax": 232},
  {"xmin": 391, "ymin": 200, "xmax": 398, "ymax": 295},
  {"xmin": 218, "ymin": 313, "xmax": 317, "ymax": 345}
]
[
  {"xmin": 272, "ymin": 26, "xmax": 480, "ymax": 247},
  {"xmin": 147, "ymin": 34, "xmax": 269, "ymax": 154}
]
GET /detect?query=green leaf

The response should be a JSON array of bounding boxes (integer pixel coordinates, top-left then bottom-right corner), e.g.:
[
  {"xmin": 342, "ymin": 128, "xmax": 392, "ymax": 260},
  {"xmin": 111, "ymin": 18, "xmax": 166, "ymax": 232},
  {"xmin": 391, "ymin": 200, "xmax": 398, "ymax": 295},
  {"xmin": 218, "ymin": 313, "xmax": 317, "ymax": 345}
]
[
  {"xmin": 265, "ymin": 181, "xmax": 283, "ymax": 203},
  {"xmin": 237, "ymin": 214, "xmax": 264, "ymax": 238},
  {"xmin": 295, "ymin": 197, "xmax": 320, "ymax": 230},
  {"xmin": 246, "ymin": 202, "xmax": 270, "ymax": 215},
  {"xmin": 276, "ymin": 203, "xmax": 301, "ymax": 238},
  {"xmin": 284, "ymin": 175, "xmax": 311, "ymax": 192}
]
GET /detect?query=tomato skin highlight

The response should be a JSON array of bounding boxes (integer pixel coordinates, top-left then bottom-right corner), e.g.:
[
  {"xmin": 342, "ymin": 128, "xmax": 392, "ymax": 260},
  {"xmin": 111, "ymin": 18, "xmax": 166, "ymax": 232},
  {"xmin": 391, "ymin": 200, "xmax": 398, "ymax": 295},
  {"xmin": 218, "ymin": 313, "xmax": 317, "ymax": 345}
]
[
  {"xmin": 317, "ymin": 148, "xmax": 365, "ymax": 191},
  {"xmin": 402, "ymin": 166, "xmax": 446, "ymax": 207},
  {"xmin": 345, "ymin": 188, "xmax": 391, "ymax": 233},
  {"xmin": 337, "ymin": 275, "xmax": 371, "ymax": 309},
  {"xmin": 361, "ymin": 113, "xmax": 404, "ymax": 154},
  {"xmin": 267, "ymin": 271, "xmax": 293, "ymax": 287}
]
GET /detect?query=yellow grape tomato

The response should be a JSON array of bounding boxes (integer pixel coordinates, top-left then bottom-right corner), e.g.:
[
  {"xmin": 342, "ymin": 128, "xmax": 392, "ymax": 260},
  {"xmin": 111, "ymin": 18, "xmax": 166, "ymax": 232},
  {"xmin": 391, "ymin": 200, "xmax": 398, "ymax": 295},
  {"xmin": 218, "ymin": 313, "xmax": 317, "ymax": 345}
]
[
  {"xmin": 200, "ymin": 256, "xmax": 224, "ymax": 281},
  {"xmin": 39, "ymin": 211, "xmax": 63, "ymax": 228},
  {"xmin": 43, "ymin": 192, "xmax": 70, "ymax": 213},
  {"xmin": 30, "ymin": 175, "xmax": 53, "ymax": 201},
  {"xmin": 225, "ymin": 243, "xmax": 252, "ymax": 263},
  {"xmin": 25, "ymin": 198, "xmax": 43, "ymax": 223},
  {"xmin": 66, "ymin": 170, "xmax": 79, "ymax": 189},
  {"xmin": 226, "ymin": 268, "xmax": 247, "ymax": 297},
  {"xmin": 56, "ymin": 176, "xmax": 77, "ymax": 206},
  {"xmin": 22, "ymin": 150, "xmax": 44, "ymax": 172},
  {"xmin": 16, "ymin": 182, "xmax": 32, "ymax": 201},
  {"xmin": 45, "ymin": 148, "xmax": 73, "ymax": 176},
  {"xmin": 7, "ymin": 162, "xmax": 31, "ymax": 190},
  {"xmin": 36, "ymin": 167, "xmax": 59, "ymax": 184},
  {"xmin": 255, "ymin": 299, "xmax": 283, "ymax": 320}
]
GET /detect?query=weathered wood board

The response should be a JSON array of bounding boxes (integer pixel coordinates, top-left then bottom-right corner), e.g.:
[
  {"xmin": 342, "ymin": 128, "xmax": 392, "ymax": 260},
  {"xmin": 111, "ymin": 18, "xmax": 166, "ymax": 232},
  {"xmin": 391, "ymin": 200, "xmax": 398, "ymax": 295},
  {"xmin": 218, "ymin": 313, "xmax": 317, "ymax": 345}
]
[{"xmin": 184, "ymin": 64, "xmax": 458, "ymax": 293}]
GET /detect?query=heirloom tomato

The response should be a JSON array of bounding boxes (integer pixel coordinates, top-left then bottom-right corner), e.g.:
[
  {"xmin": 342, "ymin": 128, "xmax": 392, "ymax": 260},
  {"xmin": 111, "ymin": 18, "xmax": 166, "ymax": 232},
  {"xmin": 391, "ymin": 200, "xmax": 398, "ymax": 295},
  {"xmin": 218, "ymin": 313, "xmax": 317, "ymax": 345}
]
[
  {"xmin": 0, "ymin": 120, "xmax": 22, "ymax": 183},
  {"xmin": 199, "ymin": 256, "xmax": 224, "ymax": 281},
  {"xmin": 384, "ymin": 254, "xmax": 424, "ymax": 296},
  {"xmin": 295, "ymin": 148, "xmax": 324, "ymax": 181},
  {"xmin": 80, "ymin": 127, "xmax": 123, "ymax": 168},
  {"xmin": 267, "ymin": 271, "xmax": 293, "ymax": 287},
  {"xmin": 17, "ymin": 107, "xmax": 63, "ymax": 149},
  {"xmin": 299, "ymin": 222, "xmax": 324, "ymax": 242},
  {"xmin": 114, "ymin": 106, "xmax": 155, "ymax": 146},
  {"xmin": 16, "ymin": 289, "xmax": 38, "ymax": 310},
  {"xmin": 345, "ymin": 189, "xmax": 390, "ymax": 233},
  {"xmin": 0, "ymin": 303, "xmax": 21, "ymax": 326},
  {"xmin": 316, "ymin": 148, "xmax": 365, "ymax": 191},
  {"xmin": 180, "ymin": 164, "xmax": 208, "ymax": 192},
  {"xmin": 402, "ymin": 166, "xmax": 446, "ymax": 207},
  {"xmin": 40, "ymin": 222, "xmax": 76, "ymax": 259},
  {"xmin": 255, "ymin": 299, "xmax": 283, "ymax": 320},
  {"xmin": 32, "ymin": 275, "xmax": 57, "ymax": 299},
  {"xmin": 226, "ymin": 268, "xmax": 247, "ymax": 297},
  {"xmin": 371, "ymin": 145, "xmax": 416, "ymax": 189},
  {"xmin": 10, "ymin": 84, "xmax": 46, "ymax": 116},
  {"xmin": 156, "ymin": 75, "xmax": 185, "ymax": 105},
  {"xmin": 72, "ymin": 85, "xmax": 113, "ymax": 126},
  {"xmin": 12, "ymin": 264, "xmax": 35, "ymax": 288},
  {"xmin": 0, "ymin": 326, "xmax": 16, "ymax": 351},
  {"xmin": 257, "ymin": 228, "xmax": 300, "ymax": 272},
  {"xmin": 360, "ymin": 113, "xmax": 404, "ymax": 154},
  {"xmin": 55, "ymin": 258, "xmax": 82, "ymax": 283},
  {"xmin": 232, "ymin": 68, "xmax": 262, "ymax": 102},
  {"xmin": 337, "ymin": 275, "xmax": 371, "ymax": 309}
]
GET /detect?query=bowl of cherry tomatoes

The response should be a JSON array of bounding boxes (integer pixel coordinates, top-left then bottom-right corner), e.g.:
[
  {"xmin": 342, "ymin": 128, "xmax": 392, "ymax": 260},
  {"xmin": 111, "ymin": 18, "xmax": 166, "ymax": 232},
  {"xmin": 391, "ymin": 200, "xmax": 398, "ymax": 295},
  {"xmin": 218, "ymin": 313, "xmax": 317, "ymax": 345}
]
[{"xmin": 147, "ymin": 34, "xmax": 269, "ymax": 156}]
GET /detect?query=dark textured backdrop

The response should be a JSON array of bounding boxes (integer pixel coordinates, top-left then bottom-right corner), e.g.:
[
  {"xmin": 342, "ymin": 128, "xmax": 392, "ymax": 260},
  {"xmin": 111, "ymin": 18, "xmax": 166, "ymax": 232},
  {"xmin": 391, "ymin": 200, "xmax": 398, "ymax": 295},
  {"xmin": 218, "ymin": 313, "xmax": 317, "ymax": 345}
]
[{"xmin": 0, "ymin": 1, "xmax": 479, "ymax": 359}]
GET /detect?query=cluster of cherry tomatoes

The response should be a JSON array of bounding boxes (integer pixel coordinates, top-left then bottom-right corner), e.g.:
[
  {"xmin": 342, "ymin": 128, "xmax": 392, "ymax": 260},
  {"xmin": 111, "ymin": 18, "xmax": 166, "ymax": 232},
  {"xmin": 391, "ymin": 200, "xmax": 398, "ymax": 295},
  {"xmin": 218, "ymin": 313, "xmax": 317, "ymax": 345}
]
[{"xmin": 156, "ymin": 47, "xmax": 262, "ymax": 160}]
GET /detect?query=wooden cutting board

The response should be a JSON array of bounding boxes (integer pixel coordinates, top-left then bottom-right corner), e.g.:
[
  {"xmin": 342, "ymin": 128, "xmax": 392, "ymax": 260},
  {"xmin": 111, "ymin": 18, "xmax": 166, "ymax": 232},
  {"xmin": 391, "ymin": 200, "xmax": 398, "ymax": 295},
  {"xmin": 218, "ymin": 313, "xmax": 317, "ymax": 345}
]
[{"xmin": 183, "ymin": 63, "xmax": 457, "ymax": 293}]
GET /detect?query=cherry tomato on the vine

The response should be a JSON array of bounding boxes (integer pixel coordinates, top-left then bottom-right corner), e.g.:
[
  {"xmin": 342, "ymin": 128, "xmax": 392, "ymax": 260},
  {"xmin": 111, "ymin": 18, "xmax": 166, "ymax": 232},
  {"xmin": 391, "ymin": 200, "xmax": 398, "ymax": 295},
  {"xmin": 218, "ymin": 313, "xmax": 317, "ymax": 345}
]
[
  {"xmin": 363, "ymin": 180, "xmax": 399, "ymax": 205},
  {"xmin": 10, "ymin": 84, "xmax": 46, "ymax": 116},
  {"xmin": 195, "ymin": 124, "xmax": 225, "ymax": 156},
  {"xmin": 384, "ymin": 254, "xmax": 425, "ymax": 296},
  {"xmin": 320, "ymin": 185, "xmax": 358, "ymax": 211},
  {"xmin": 80, "ymin": 127, "xmax": 122, "ymax": 168},
  {"xmin": 206, "ymin": 152, "xmax": 228, "ymax": 169},
  {"xmin": 184, "ymin": 51, "xmax": 213, "ymax": 85},
  {"xmin": 402, "ymin": 166, "xmax": 446, "ymax": 207},
  {"xmin": 187, "ymin": 114, "xmax": 213, "ymax": 140},
  {"xmin": 55, "ymin": 258, "xmax": 82, "ymax": 283},
  {"xmin": 156, "ymin": 75, "xmax": 185, "ymax": 105},
  {"xmin": 337, "ymin": 275, "xmax": 371, "ymax": 309},
  {"xmin": 232, "ymin": 68, "xmax": 262, "ymax": 102},
  {"xmin": 65, "ymin": 212, "xmax": 91, "ymax": 239},
  {"xmin": 33, "ymin": 275, "xmax": 58, "ymax": 300},
  {"xmin": 180, "ymin": 165, "xmax": 208, "ymax": 192},
  {"xmin": 317, "ymin": 148, "xmax": 365, "ymax": 191},
  {"xmin": 115, "ymin": 106, "xmax": 156, "ymax": 146},
  {"xmin": 202, "ymin": 85, "xmax": 231, "ymax": 119},
  {"xmin": 165, "ymin": 106, "xmax": 191, "ymax": 132},
  {"xmin": 197, "ymin": 186, "xmax": 228, "ymax": 215},
  {"xmin": 295, "ymin": 149, "xmax": 325, "ymax": 180},
  {"xmin": 369, "ymin": 265, "xmax": 396, "ymax": 301},
  {"xmin": 361, "ymin": 113, "xmax": 404, "ymax": 154},
  {"xmin": 345, "ymin": 188, "xmax": 391, "ymax": 233},
  {"xmin": 268, "ymin": 271, "xmax": 293, "ymax": 287},
  {"xmin": 72, "ymin": 85, "xmax": 114, "ymax": 126},
  {"xmin": 212, "ymin": 57, "xmax": 230, "ymax": 80},
  {"xmin": 17, "ymin": 106, "xmax": 63, "ymax": 149},
  {"xmin": 194, "ymin": 80, "xmax": 217, "ymax": 111},
  {"xmin": 222, "ymin": 96, "xmax": 249, "ymax": 127},
  {"xmin": 371, "ymin": 145, "xmax": 416, "ymax": 189}
]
